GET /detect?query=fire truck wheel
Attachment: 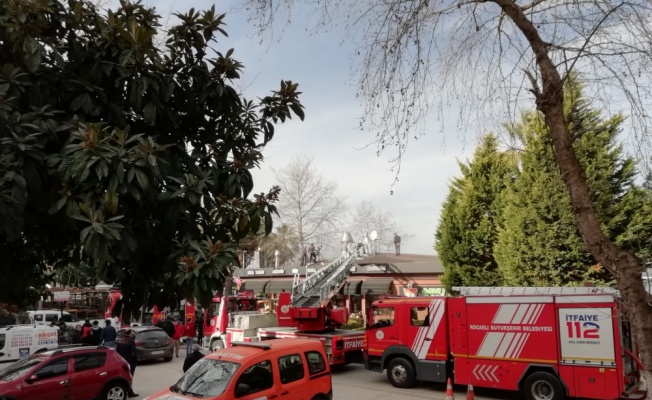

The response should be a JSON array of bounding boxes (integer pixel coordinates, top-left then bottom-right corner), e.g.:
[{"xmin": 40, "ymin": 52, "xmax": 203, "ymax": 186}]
[
  {"xmin": 211, "ymin": 339, "xmax": 224, "ymax": 351},
  {"xmin": 523, "ymin": 372, "xmax": 565, "ymax": 400},
  {"xmin": 386, "ymin": 358, "xmax": 416, "ymax": 388}
]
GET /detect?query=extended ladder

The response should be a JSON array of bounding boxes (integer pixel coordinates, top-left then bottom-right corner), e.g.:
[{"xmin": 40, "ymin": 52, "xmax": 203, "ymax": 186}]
[{"xmin": 291, "ymin": 253, "xmax": 357, "ymax": 307}]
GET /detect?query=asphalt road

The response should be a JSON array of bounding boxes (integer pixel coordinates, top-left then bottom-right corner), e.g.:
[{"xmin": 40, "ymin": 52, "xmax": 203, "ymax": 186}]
[{"xmin": 133, "ymin": 355, "xmax": 519, "ymax": 400}]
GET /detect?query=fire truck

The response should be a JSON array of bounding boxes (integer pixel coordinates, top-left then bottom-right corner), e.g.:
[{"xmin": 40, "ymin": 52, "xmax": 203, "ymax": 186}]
[
  {"xmin": 364, "ymin": 287, "xmax": 644, "ymax": 400},
  {"xmin": 203, "ymin": 252, "xmax": 365, "ymax": 365}
]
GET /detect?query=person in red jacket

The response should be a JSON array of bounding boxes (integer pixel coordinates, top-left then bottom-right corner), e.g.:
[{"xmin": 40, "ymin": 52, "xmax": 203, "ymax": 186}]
[{"xmin": 172, "ymin": 319, "xmax": 184, "ymax": 358}]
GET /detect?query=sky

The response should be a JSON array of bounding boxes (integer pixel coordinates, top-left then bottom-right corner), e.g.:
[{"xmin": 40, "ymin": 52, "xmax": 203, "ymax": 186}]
[{"xmin": 104, "ymin": 0, "xmax": 477, "ymax": 255}]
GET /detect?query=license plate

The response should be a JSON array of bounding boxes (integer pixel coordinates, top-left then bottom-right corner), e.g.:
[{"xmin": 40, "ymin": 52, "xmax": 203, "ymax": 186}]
[{"xmin": 151, "ymin": 350, "xmax": 164, "ymax": 355}]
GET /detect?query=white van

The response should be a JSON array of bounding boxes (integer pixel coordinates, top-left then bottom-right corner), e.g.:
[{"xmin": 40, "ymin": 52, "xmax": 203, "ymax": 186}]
[
  {"xmin": 27, "ymin": 310, "xmax": 81, "ymax": 328},
  {"xmin": 0, "ymin": 325, "xmax": 59, "ymax": 362}
]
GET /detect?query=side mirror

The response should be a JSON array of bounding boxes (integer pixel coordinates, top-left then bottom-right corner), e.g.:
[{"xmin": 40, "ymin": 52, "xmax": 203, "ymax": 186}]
[
  {"xmin": 25, "ymin": 375, "xmax": 39, "ymax": 384},
  {"xmin": 235, "ymin": 383, "xmax": 251, "ymax": 397}
]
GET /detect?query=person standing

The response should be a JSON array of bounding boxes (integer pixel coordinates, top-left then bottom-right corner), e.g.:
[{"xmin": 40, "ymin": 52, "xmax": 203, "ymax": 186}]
[
  {"xmin": 89, "ymin": 320, "xmax": 103, "ymax": 345},
  {"xmin": 183, "ymin": 344, "xmax": 205, "ymax": 372},
  {"xmin": 81, "ymin": 319, "xmax": 93, "ymax": 340},
  {"xmin": 71, "ymin": 325, "xmax": 82, "ymax": 344},
  {"xmin": 185, "ymin": 317, "xmax": 195, "ymax": 356},
  {"xmin": 195, "ymin": 313, "xmax": 204, "ymax": 346},
  {"xmin": 100, "ymin": 319, "xmax": 117, "ymax": 348},
  {"xmin": 393, "ymin": 233, "xmax": 401, "ymax": 256},
  {"xmin": 163, "ymin": 317, "xmax": 175, "ymax": 339},
  {"xmin": 116, "ymin": 329, "xmax": 139, "ymax": 398},
  {"xmin": 172, "ymin": 320, "xmax": 184, "ymax": 358},
  {"xmin": 309, "ymin": 243, "xmax": 316, "ymax": 262}
]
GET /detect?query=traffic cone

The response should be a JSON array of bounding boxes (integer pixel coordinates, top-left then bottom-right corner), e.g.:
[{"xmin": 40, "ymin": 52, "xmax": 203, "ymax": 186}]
[
  {"xmin": 445, "ymin": 378, "xmax": 455, "ymax": 400},
  {"xmin": 466, "ymin": 384, "xmax": 475, "ymax": 400}
]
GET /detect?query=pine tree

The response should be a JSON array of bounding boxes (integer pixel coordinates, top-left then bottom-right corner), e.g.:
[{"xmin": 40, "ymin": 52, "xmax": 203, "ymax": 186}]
[
  {"xmin": 495, "ymin": 78, "xmax": 650, "ymax": 286},
  {"xmin": 435, "ymin": 134, "xmax": 515, "ymax": 289}
]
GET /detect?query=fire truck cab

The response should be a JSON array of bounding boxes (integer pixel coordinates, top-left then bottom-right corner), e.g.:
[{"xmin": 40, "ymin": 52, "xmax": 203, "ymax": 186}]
[
  {"xmin": 203, "ymin": 292, "xmax": 258, "ymax": 351},
  {"xmin": 364, "ymin": 287, "xmax": 643, "ymax": 400}
]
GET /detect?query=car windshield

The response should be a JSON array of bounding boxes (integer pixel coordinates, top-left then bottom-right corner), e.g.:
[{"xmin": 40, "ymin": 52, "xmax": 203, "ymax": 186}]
[
  {"xmin": 171, "ymin": 359, "xmax": 240, "ymax": 398},
  {"xmin": 137, "ymin": 330, "xmax": 167, "ymax": 340},
  {"xmin": 0, "ymin": 357, "xmax": 44, "ymax": 382}
]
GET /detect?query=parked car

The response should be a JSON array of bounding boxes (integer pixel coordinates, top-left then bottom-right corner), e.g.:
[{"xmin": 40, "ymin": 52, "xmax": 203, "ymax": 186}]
[
  {"xmin": 0, "ymin": 345, "xmax": 133, "ymax": 400},
  {"xmin": 145, "ymin": 339, "xmax": 332, "ymax": 400},
  {"xmin": 117, "ymin": 326, "xmax": 174, "ymax": 362}
]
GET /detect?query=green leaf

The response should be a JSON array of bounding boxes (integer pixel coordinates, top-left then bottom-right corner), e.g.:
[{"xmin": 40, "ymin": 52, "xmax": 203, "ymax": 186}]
[
  {"xmin": 264, "ymin": 213, "xmax": 273, "ymax": 235},
  {"xmin": 143, "ymin": 103, "xmax": 157, "ymax": 125}
]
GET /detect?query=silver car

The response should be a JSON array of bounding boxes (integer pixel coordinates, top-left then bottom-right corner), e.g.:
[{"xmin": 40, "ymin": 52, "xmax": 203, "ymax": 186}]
[{"xmin": 117, "ymin": 326, "xmax": 174, "ymax": 362}]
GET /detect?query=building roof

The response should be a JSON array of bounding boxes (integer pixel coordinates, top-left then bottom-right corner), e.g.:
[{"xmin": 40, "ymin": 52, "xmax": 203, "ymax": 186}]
[
  {"xmin": 353, "ymin": 253, "xmax": 444, "ymax": 275},
  {"xmin": 233, "ymin": 253, "xmax": 443, "ymax": 279}
]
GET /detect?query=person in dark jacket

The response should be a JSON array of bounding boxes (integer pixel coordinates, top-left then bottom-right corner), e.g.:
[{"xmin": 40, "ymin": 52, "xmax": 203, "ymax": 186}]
[
  {"xmin": 89, "ymin": 320, "xmax": 103, "ymax": 345},
  {"xmin": 195, "ymin": 313, "xmax": 204, "ymax": 346},
  {"xmin": 70, "ymin": 325, "xmax": 82, "ymax": 344},
  {"xmin": 183, "ymin": 344, "xmax": 205, "ymax": 372},
  {"xmin": 116, "ymin": 329, "xmax": 139, "ymax": 398},
  {"xmin": 100, "ymin": 319, "xmax": 117, "ymax": 347},
  {"xmin": 163, "ymin": 317, "xmax": 175, "ymax": 338}
]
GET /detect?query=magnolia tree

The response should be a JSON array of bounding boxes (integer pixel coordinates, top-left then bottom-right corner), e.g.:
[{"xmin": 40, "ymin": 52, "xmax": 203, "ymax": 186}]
[
  {"xmin": 247, "ymin": 0, "xmax": 652, "ymax": 383},
  {"xmin": 0, "ymin": 0, "xmax": 304, "ymax": 313}
]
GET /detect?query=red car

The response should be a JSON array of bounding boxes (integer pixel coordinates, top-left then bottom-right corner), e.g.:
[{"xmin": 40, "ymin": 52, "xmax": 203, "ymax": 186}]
[{"xmin": 0, "ymin": 345, "xmax": 133, "ymax": 400}]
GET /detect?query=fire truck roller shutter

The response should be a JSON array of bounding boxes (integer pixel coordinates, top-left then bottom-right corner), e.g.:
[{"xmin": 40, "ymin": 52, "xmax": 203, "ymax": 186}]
[
  {"xmin": 241, "ymin": 280, "xmax": 270, "ymax": 294},
  {"xmin": 361, "ymin": 278, "xmax": 393, "ymax": 295}
]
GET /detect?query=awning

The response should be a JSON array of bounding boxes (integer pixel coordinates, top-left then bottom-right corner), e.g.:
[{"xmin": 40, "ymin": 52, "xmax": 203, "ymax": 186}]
[
  {"xmin": 265, "ymin": 280, "xmax": 294, "ymax": 294},
  {"xmin": 361, "ymin": 278, "xmax": 393, "ymax": 295},
  {"xmin": 241, "ymin": 280, "xmax": 269, "ymax": 293}
]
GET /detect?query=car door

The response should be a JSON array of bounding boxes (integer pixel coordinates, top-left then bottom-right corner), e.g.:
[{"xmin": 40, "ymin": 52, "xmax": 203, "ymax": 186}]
[
  {"xmin": 277, "ymin": 353, "xmax": 309, "ymax": 400},
  {"xmin": 20, "ymin": 356, "xmax": 71, "ymax": 400},
  {"xmin": 70, "ymin": 352, "xmax": 109, "ymax": 399},
  {"xmin": 232, "ymin": 359, "xmax": 277, "ymax": 400}
]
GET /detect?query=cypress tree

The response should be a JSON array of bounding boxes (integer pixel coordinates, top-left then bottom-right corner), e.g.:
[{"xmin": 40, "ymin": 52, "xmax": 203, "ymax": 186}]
[
  {"xmin": 435, "ymin": 134, "xmax": 515, "ymax": 289},
  {"xmin": 495, "ymin": 78, "xmax": 650, "ymax": 285}
]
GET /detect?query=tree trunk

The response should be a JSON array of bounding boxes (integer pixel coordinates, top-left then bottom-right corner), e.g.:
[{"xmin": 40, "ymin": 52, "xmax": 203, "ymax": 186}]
[{"xmin": 497, "ymin": 0, "xmax": 652, "ymax": 386}]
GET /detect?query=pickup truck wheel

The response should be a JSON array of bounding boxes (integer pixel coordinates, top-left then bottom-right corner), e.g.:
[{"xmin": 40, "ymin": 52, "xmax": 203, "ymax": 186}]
[
  {"xmin": 523, "ymin": 372, "xmax": 565, "ymax": 400},
  {"xmin": 211, "ymin": 339, "xmax": 224, "ymax": 351},
  {"xmin": 386, "ymin": 358, "xmax": 416, "ymax": 388}
]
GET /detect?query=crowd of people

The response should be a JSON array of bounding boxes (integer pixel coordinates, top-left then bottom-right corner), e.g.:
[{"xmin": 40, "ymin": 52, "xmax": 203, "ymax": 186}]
[
  {"xmin": 49, "ymin": 311, "xmax": 207, "ymax": 390},
  {"xmin": 50, "ymin": 318, "xmax": 111, "ymax": 346}
]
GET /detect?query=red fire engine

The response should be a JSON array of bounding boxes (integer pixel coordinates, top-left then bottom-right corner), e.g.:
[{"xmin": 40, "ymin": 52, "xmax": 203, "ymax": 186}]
[
  {"xmin": 203, "ymin": 253, "xmax": 365, "ymax": 365},
  {"xmin": 364, "ymin": 287, "xmax": 644, "ymax": 400}
]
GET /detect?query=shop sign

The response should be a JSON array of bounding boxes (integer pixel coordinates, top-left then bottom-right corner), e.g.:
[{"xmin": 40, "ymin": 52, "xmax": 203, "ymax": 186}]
[
  {"xmin": 366, "ymin": 265, "xmax": 386, "ymax": 271},
  {"xmin": 255, "ymin": 270, "xmax": 266, "ymax": 275},
  {"xmin": 306, "ymin": 267, "xmax": 316, "ymax": 273},
  {"xmin": 420, "ymin": 287, "xmax": 445, "ymax": 296},
  {"xmin": 272, "ymin": 269, "xmax": 285, "ymax": 274}
]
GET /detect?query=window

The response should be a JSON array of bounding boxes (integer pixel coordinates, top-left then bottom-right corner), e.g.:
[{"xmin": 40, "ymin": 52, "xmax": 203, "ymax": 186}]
[
  {"xmin": 304, "ymin": 351, "xmax": 326, "ymax": 375},
  {"xmin": 60, "ymin": 314, "xmax": 78, "ymax": 323},
  {"xmin": 73, "ymin": 353, "xmax": 107, "ymax": 372},
  {"xmin": 35, "ymin": 358, "xmax": 68, "ymax": 379},
  {"xmin": 371, "ymin": 307, "xmax": 395, "ymax": 329},
  {"xmin": 135, "ymin": 330, "xmax": 168, "ymax": 341},
  {"xmin": 0, "ymin": 333, "xmax": 5, "ymax": 350},
  {"xmin": 235, "ymin": 360, "xmax": 273, "ymax": 398},
  {"xmin": 45, "ymin": 314, "xmax": 58, "ymax": 323},
  {"xmin": 34, "ymin": 314, "xmax": 43, "ymax": 322},
  {"xmin": 278, "ymin": 354, "xmax": 304, "ymax": 384},
  {"xmin": 410, "ymin": 307, "xmax": 430, "ymax": 327},
  {"xmin": 171, "ymin": 359, "xmax": 239, "ymax": 398}
]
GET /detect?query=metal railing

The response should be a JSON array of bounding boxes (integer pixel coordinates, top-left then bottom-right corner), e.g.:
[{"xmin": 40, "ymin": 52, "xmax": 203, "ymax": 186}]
[{"xmin": 291, "ymin": 252, "xmax": 357, "ymax": 306}]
